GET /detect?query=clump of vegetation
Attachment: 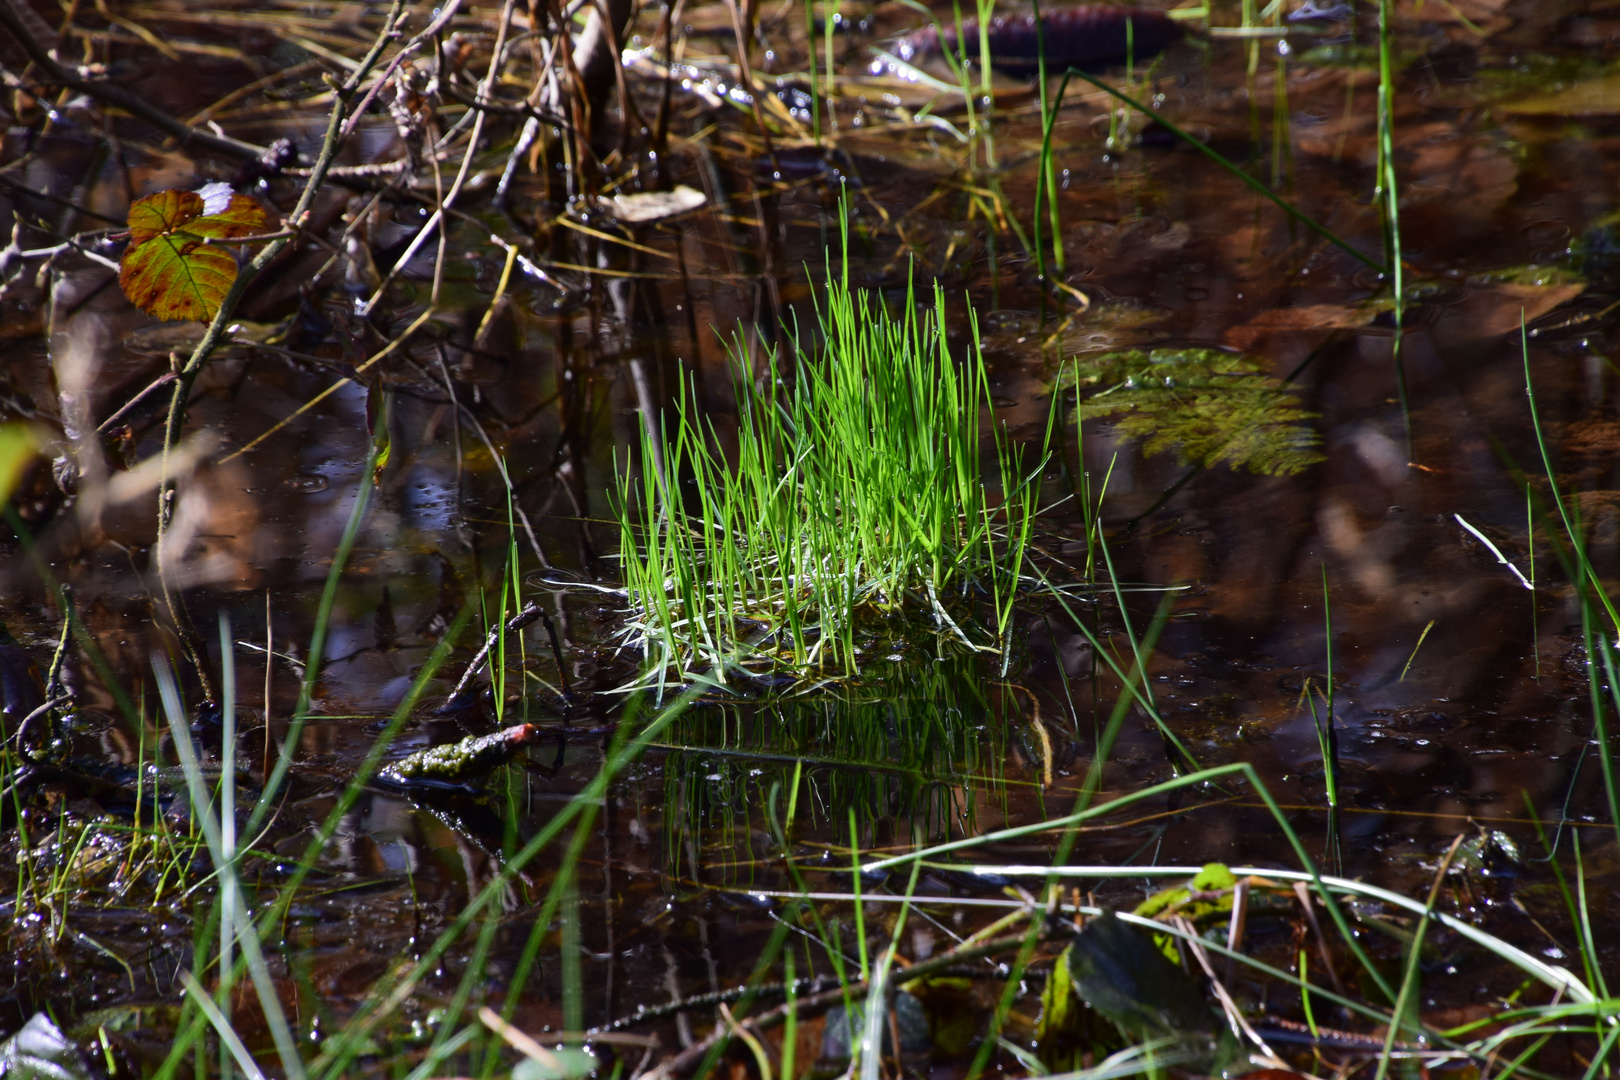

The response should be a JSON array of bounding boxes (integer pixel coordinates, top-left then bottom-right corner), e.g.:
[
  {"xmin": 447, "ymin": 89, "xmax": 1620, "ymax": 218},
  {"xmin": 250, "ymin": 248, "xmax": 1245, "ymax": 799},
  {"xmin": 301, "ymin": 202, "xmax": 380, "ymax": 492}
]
[
  {"xmin": 1061, "ymin": 347, "xmax": 1323, "ymax": 476},
  {"xmin": 614, "ymin": 258, "xmax": 1044, "ymax": 688}
]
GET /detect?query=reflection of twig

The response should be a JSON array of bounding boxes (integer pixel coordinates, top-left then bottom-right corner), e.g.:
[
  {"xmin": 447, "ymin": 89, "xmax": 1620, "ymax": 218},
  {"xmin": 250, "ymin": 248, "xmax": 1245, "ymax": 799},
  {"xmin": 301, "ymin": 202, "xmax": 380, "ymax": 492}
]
[
  {"xmin": 0, "ymin": 0, "xmax": 266, "ymax": 161},
  {"xmin": 97, "ymin": 372, "xmax": 176, "ymax": 433},
  {"xmin": 358, "ymin": 0, "xmax": 519, "ymax": 316},
  {"xmin": 156, "ymin": 0, "xmax": 414, "ymax": 698}
]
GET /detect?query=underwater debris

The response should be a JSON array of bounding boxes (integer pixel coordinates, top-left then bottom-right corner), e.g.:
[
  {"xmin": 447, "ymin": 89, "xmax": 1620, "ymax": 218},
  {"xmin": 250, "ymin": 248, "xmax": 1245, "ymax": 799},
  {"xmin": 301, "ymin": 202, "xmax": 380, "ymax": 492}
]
[{"xmin": 880, "ymin": 4, "xmax": 1183, "ymax": 78}]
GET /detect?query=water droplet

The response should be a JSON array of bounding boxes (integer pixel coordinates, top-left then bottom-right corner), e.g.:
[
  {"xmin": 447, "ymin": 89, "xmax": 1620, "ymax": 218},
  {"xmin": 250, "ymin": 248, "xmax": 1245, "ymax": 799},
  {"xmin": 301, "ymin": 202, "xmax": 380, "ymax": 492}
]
[{"xmin": 286, "ymin": 474, "xmax": 329, "ymax": 493}]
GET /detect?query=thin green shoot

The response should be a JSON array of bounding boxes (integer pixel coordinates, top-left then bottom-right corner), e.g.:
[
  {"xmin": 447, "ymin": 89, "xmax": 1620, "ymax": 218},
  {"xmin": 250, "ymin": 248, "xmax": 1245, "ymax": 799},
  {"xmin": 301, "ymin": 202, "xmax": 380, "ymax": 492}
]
[
  {"xmin": 849, "ymin": 806, "xmax": 869, "ymax": 982},
  {"xmin": 782, "ymin": 950, "xmax": 798, "ymax": 1080},
  {"xmin": 1029, "ymin": 0, "xmax": 1068, "ymax": 280},
  {"xmin": 1398, "ymin": 620, "xmax": 1435, "ymax": 681},
  {"xmin": 1025, "ymin": 557, "xmax": 1199, "ymax": 775},
  {"xmin": 310, "ymin": 680, "xmax": 714, "ymax": 1080},
  {"xmin": 178, "ymin": 968, "xmax": 269, "ymax": 1080},
  {"xmin": 153, "ymin": 605, "xmax": 473, "ymax": 1080},
  {"xmin": 944, "ymin": 0, "xmax": 979, "ymax": 156},
  {"xmin": 823, "ymin": 0, "xmax": 838, "ymax": 134},
  {"xmin": 1572, "ymin": 831, "xmax": 1611, "ymax": 1001},
  {"xmin": 1316, "ymin": 565, "xmax": 1338, "ymax": 810},
  {"xmin": 972, "ymin": 0, "xmax": 995, "ymax": 167},
  {"xmin": 1299, "ymin": 949, "xmax": 1320, "ymax": 1040},
  {"xmin": 805, "ymin": 0, "xmax": 820, "ymax": 141},
  {"xmin": 963, "ymin": 597, "xmax": 1172, "ymax": 1080},
  {"xmin": 1375, "ymin": 0, "xmax": 1410, "ymax": 449},
  {"xmin": 1584, "ymin": 1028, "xmax": 1620, "ymax": 1080},
  {"xmin": 245, "ymin": 398, "xmax": 385, "ymax": 842},
  {"xmin": 155, "ymin": 656, "xmax": 308, "ymax": 1080},
  {"xmin": 857, "ymin": 859, "xmax": 921, "ymax": 1080},
  {"xmin": 859, "ymin": 761, "xmax": 1407, "ymax": 1007},
  {"xmin": 217, "ymin": 614, "xmax": 238, "ymax": 1080},
  {"xmin": 1529, "ymin": 483, "xmax": 1538, "ymax": 678},
  {"xmin": 1523, "ymin": 317, "xmax": 1620, "ymax": 856},
  {"xmin": 419, "ymin": 909, "xmax": 504, "ymax": 1076},
  {"xmin": 692, "ymin": 919, "xmax": 797, "ymax": 1080},
  {"xmin": 485, "ymin": 807, "xmax": 606, "ymax": 1079},
  {"xmin": 1523, "ymin": 794, "xmax": 1606, "ymax": 1021}
]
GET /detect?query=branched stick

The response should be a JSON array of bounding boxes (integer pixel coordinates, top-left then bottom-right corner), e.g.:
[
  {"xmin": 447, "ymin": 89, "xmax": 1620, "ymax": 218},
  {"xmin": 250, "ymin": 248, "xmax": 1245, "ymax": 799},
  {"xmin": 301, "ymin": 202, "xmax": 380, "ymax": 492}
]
[
  {"xmin": 445, "ymin": 602, "xmax": 545, "ymax": 704},
  {"xmin": 637, "ymin": 924, "xmax": 1056, "ymax": 1080}
]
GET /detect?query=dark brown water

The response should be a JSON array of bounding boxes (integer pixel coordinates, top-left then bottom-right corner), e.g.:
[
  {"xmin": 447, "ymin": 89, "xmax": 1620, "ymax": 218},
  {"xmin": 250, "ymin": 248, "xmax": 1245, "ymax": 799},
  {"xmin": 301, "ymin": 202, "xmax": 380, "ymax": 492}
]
[{"xmin": 3, "ymin": 0, "xmax": 1620, "ymax": 1071}]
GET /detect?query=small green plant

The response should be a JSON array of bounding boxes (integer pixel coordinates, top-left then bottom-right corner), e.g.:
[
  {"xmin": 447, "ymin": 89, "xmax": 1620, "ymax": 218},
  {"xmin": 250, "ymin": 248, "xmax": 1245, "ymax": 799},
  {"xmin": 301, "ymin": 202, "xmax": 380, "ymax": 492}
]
[
  {"xmin": 1060, "ymin": 347, "xmax": 1323, "ymax": 476},
  {"xmin": 614, "ymin": 249, "xmax": 1044, "ymax": 687}
]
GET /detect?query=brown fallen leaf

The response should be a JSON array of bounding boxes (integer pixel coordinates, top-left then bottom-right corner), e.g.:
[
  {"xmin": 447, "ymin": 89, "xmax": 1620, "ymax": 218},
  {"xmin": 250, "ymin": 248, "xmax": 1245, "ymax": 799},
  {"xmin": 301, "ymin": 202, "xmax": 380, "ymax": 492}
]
[
  {"xmin": 1223, "ymin": 302, "xmax": 1383, "ymax": 351},
  {"xmin": 1500, "ymin": 73, "xmax": 1620, "ymax": 116}
]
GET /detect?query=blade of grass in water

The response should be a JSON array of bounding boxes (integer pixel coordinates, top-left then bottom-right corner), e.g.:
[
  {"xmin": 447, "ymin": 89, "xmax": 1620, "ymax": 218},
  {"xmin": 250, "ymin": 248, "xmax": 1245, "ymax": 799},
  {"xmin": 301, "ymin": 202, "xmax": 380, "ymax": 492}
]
[
  {"xmin": 1376, "ymin": 0, "xmax": 1411, "ymax": 450},
  {"xmin": 1373, "ymin": 834, "xmax": 1465, "ymax": 1080},
  {"xmin": 964, "ymin": 594, "xmax": 1172, "ymax": 1080},
  {"xmin": 156, "ymin": 656, "xmax": 308, "ymax": 1080},
  {"xmin": 1521, "ymin": 316, "xmax": 1620, "ymax": 856},
  {"xmin": 1030, "ymin": 0, "xmax": 1066, "ymax": 279},
  {"xmin": 1312, "ymin": 566, "xmax": 1340, "ymax": 827},
  {"xmin": 311, "ymin": 679, "xmax": 714, "ymax": 1080}
]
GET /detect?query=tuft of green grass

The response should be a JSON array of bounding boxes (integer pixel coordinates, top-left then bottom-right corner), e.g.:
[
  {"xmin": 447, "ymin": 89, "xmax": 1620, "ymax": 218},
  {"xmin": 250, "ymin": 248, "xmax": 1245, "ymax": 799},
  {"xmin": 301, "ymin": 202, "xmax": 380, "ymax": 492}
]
[{"xmin": 614, "ymin": 240, "xmax": 1043, "ymax": 688}]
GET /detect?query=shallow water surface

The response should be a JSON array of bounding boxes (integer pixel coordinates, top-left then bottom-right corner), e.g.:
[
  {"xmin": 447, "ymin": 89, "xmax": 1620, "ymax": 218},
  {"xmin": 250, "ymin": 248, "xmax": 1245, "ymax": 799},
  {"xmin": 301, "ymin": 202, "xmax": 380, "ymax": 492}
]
[{"xmin": 3, "ymin": 0, "xmax": 1620, "ymax": 1072}]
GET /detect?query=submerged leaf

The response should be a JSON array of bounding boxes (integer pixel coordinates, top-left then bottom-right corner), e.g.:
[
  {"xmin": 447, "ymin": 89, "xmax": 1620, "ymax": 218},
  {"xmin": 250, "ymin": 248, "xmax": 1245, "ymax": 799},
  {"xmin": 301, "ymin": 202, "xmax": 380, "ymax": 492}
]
[
  {"xmin": 1065, "ymin": 347, "xmax": 1323, "ymax": 476},
  {"xmin": 118, "ymin": 188, "xmax": 268, "ymax": 323},
  {"xmin": 1133, "ymin": 863, "xmax": 1238, "ymax": 961},
  {"xmin": 1502, "ymin": 72, "xmax": 1620, "ymax": 115},
  {"xmin": 1066, "ymin": 911, "xmax": 1233, "ymax": 1070}
]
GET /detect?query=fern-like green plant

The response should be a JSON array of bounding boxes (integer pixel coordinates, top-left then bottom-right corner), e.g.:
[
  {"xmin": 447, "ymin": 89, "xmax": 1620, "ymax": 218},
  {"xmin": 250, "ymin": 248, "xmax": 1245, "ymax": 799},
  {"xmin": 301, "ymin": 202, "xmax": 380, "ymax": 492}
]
[{"xmin": 1066, "ymin": 348, "xmax": 1323, "ymax": 477}]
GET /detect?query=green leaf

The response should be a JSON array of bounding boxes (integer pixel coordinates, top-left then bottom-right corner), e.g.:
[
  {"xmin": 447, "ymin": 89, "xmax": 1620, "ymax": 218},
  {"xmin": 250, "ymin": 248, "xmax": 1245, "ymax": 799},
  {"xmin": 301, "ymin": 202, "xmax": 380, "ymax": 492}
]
[
  {"xmin": 1067, "ymin": 348, "xmax": 1323, "ymax": 476},
  {"xmin": 1065, "ymin": 912, "xmax": 1235, "ymax": 1071},
  {"xmin": 0, "ymin": 423, "xmax": 38, "ymax": 507},
  {"xmin": 118, "ymin": 188, "xmax": 267, "ymax": 323},
  {"xmin": 0, "ymin": 1013, "xmax": 96, "ymax": 1080},
  {"xmin": 511, "ymin": 1047, "xmax": 597, "ymax": 1080}
]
